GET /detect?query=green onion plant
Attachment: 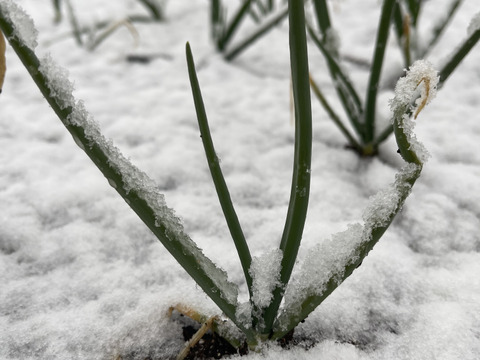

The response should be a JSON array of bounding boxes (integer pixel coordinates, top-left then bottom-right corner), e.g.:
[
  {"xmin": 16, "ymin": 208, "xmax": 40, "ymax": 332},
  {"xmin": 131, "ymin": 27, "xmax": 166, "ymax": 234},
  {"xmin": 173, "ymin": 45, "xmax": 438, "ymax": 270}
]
[
  {"xmin": 309, "ymin": 0, "xmax": 479, "ymax": 156},
  {"xmin": 1, "ymin": 0, "xmax": 438, "ymax": 353}
]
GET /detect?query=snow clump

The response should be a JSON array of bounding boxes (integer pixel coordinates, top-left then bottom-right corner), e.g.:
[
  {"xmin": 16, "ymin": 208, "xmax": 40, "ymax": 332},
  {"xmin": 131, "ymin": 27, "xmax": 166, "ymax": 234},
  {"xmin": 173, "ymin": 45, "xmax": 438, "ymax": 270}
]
[
  {"xmin": 0, "ymin": 0, "xmax": 38, "ymax": 49},
  {"xmin": 282, "ymin": 223, "xmax": 364, "ymax": 316},
  {"xmin": 39, "ymin": 54, "xmax": 76, "ymax": 110},
  {"xmin": 250, "ymin": 249, "xmax": 283, "ymax": 309},
  {"xmin": 389, "ymin": 60, "xmax": 439, "ymax": 164}
]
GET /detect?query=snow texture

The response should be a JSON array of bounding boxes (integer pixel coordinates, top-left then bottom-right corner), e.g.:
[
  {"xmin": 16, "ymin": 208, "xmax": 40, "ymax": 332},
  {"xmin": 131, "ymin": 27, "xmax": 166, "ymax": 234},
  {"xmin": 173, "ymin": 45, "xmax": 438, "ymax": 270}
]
[
  {"xmin": 389, "ymin": 60, "xmax": 439, "ymax": 163},
  {"xmin": 249, "ymin": 249, "xmax": 283, "ymax": 309},
  {"xmin": 1, "ymin": 0, "xmax": 480, "ymax": 359},
  {"xmin": 282, "ymin": 223, "xmax": 365, "ymax": 319},
  {"xmin": 39, "ymin": 54, "xmax": 76, "ymax": 110},
  {"xmin": 362, "ymin": 163, "xmax": 419, "ymax": 229},
  {"xmin": 0, "ymin": 0, "xmax": 38, "ymax": 49}
]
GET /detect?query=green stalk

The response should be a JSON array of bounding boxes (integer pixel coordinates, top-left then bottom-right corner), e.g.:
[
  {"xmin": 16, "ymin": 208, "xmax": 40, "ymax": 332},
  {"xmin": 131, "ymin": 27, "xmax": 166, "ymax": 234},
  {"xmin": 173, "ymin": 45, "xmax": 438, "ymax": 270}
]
[
  {"xmin": 309, "ymin": 75, "xmax": 362, "ymax": 151},
  {"xmin": 52, "ymin": 0, "xmax": 62, "ymax": 23},
  {"xmin": 262, "ymin": 0, "xmax": 312, "ymax": 335},
  {"xmin": 438, "ymin": 25, "xmax": 480, "ymax": 87},
  {"xmin": 211, "ymin": 0, "xmax": 225, "ymax": 43},
  {"xmin": 186, "ymin": 42, "xmax": 253, "ymax": 296},
  {"xmin": 65, "ymin": 0, "xmax": 83, "ymax": 46},
  {"xmin": 312, "ymin": 0, "xmax": 331, "ymax": 37},
  {"xmin": 0, "ymin": 9, "xmax": 257, "ymax": 343},
  {"xmin": 420, "ymin": 0, "xmax": 462, "ymax": 58},
  {"xmin": 136, "ymin": 0, "xmax": 163, "ymax": 21},
  {"xmin": 218, "ymin": 0, "xmax": 253, "ymax": 51},
  {"xmin": 224, "ymin": 5, "xmax": 288, "ymax": 61},
  {"xmin": 307, "ymin": 24, "xmax": 364, "ymax": 139},
  {"xmin": 363, "ymin": 0, "xmax": 396, "ymax": 145}
]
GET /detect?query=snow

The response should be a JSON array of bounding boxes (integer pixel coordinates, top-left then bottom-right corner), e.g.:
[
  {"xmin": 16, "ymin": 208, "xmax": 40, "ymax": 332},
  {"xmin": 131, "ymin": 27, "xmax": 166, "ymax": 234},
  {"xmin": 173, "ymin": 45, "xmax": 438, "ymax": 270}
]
[
  {"xmin": 282, "ymin": 223, "xmax": 365, "ymax": 319},
  {"xmin": 1, "ymin": 0, "xmax": 480, "ymax": 359},
  {"xmin": 39, "ymin": 54, "xmax": 76, "ymax": 109},
  {"xmin": 250, "ymin": 248, "xmax": 283, "ymax": 309},
  {"xmin": 0, "ymin": 0, "xmax": 38, "ymax": 50},
  {"xmin": 389, "ymin": 60, "xmax": 439, "ymax": 163}
]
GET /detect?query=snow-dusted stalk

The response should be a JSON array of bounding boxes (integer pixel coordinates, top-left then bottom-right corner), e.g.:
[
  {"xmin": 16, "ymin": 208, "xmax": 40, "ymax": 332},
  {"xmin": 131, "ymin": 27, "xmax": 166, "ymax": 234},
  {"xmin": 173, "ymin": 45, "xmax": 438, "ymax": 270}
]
[
  {"xmin": 271, "ymin": 60, "xmax": 438, "ymax": 340},
  {"xmin": 0, "ymin": 3, "xmax": 256, "ymax": 343}
]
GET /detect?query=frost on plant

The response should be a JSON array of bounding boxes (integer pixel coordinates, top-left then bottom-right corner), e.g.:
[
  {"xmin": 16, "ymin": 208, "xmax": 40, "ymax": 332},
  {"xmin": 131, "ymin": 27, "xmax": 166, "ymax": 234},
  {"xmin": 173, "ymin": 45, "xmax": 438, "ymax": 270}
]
[
  {"xmin": 250, "ymin": 249, "xmax": 283, "ymax": 309},
  {"xmin": 282, "ymin": 224, "xmax": 364, "ymax": 318},
  {"xmin": 39, "ymin": 54, "xmax": 76, "ymax": 110},
  {"xmin": 0, "ymin": 0, "xmax": 38, "ymax": 50},
  {"xmin": 390, "ymin": 60, "xmax": 439, "ymax": 164},
  {"xmin": 362, "ymin": 164, "xmax": 418, "ymax": 229}
]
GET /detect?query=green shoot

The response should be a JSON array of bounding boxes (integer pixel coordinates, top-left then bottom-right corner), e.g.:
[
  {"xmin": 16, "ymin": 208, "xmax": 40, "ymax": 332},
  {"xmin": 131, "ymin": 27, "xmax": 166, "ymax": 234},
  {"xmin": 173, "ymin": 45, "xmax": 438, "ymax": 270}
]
[
  {"xmin": 262, "ymin": 0, "xmax": 312, "ymax": 335},
  {"xmin": 186, "ymin": 43, "xmax": 254, "ymax": 296}
]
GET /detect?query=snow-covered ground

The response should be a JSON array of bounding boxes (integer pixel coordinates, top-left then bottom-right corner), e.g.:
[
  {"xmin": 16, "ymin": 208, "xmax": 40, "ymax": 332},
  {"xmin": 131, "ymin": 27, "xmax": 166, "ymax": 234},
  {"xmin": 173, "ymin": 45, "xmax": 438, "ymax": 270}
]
[{"xmin": 1, "ymin": 1, "xmax": 480, "ymax": 359}]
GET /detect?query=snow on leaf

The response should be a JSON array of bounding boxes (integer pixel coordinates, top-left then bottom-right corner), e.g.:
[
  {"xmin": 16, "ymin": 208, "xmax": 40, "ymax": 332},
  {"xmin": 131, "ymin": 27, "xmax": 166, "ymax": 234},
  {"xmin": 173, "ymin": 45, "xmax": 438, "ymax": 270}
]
[
  {"xmin": 389, "ymin": 60, "xmax": 439, "ymax": 164},
  {"xmin": 0, "ymin": 0, "xmax": 38, "ymax": 50},
  {"xmin": 39, "ymin": 54, "xmax": 76, "ymax": 110},
  {"xmin": 36, "ymin": 51, "xmax": 239, "ymax": 307},
  {"xmin": 249, "ymin": 249, "xmax": 283, "ymax": 309},
  {"xmin": 282, "ymin": 223, "xmax": 364, "ymax": 316},
  {"xmin": 363, "ymin": 162, "xmax": 420, "ymax": 230}
]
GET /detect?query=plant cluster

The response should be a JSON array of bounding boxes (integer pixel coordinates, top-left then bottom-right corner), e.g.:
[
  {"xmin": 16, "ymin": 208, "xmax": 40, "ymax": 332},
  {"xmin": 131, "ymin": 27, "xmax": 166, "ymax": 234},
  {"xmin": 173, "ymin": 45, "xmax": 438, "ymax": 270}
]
[
  {"xmin": 308, "ymin": 0, "xmax": 480, "ymax": 156},
  {"xmin": 0, "ymin": 0, "xmax": 476, "ymax": 356}
]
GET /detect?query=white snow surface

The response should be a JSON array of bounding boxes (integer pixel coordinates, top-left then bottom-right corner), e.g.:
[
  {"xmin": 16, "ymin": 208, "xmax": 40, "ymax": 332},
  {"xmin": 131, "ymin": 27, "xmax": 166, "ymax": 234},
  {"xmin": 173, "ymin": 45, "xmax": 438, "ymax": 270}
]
[{"xmin": 1, "ymin": 1, "xmax": 480, "ymax": 359}]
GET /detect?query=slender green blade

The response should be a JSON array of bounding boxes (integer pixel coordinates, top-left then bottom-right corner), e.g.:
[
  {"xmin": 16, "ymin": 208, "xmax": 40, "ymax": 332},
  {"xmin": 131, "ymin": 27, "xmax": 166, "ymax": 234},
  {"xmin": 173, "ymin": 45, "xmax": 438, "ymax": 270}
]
[
  {"xmin": 438, "ymin": 19, "xmax": 479, "ymax": 87},
  {"xmin": 363, "ymin": 0, "xmax": 396, "ymax": 144},
  {"xmin": 219, "ymin": 0, "xmax": 253, "ymax": 50},
  {"xmin": 136, "ymin": 0, "xmax": 163, "ymax": 20},
  {"xmin": 310, "ymin": 75, "xmax": 361, "ymax": 151},
  {"xmin": 307, "ymin": 25, "xmax": 364, "ymax": 138},
  {"xmin": 224, "ymin": 5, "xmax": 288, "ymax": 61},
  {"xmin": 262, "ymin": 0, "xmax": 312, "ymax": 335},
  {"xmin": 312, "ymin": 0, "xmax": 331, "ymax": 36},
  {"xmin": 421, "ymin": 0, "xmax": 463, "ymax": 58},
  {"xmin": 186, "ymin": 42, "xmax": 253, "ymax": 296}
]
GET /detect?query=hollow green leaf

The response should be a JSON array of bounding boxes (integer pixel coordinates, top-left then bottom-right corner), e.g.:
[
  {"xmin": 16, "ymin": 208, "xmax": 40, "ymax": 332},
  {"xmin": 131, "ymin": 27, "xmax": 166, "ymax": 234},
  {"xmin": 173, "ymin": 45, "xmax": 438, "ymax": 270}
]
[
  {"xmin": 186, "ymin": 42, "xmax": 253, "ymax": 297},
  {"xmin": 261, "ymin": 0, "xmax": 312, "ymax": 335}
]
